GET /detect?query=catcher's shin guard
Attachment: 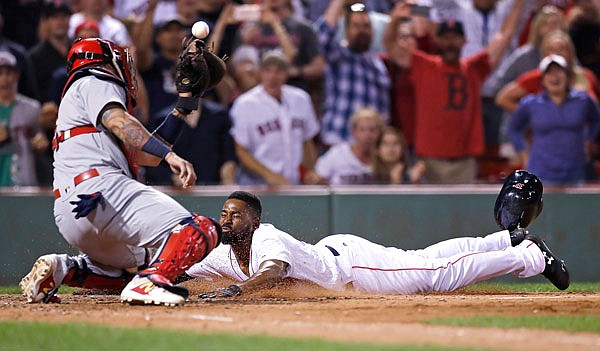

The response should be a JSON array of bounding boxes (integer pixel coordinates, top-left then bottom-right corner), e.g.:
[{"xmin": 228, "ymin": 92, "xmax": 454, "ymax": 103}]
[
  {"xmin": 139, "ymin": 215, "xmax": 221, "ymax": 282},
  {"xmin": 62, "ymin": 259, "xmax": 132, "ymax": 291}
]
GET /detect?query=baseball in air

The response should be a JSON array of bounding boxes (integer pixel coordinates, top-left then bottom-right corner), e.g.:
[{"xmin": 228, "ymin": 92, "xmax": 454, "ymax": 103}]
[{"xmin": 192, "ymin": 21, "xmax": 210, "ymax": 39}]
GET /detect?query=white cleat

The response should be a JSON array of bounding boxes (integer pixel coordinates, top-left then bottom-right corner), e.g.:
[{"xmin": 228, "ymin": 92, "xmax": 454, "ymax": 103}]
[
  {"xmin": 19, "ymin": 254, "xmax": 62, "ymax": 303},
  {"xmin": 120, "ymin": 275, "xmax": 185, "ymax": 306}
]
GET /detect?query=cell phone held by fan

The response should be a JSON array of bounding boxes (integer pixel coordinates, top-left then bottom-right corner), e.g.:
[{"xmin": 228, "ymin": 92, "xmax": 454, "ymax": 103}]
[
  {"xmin": 410, "ymin": 4, "xmax": 431, "ymax": 17},
  {"xmin": 233, "ymin": 4, "xmax": 261, "ymax": 22}
]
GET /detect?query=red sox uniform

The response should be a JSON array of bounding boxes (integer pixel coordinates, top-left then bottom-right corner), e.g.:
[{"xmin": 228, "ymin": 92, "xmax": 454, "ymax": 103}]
[
  {"xmin": 187, "ymin": 223, "xmax": 545, "ymax": 294},
  {"xmin": 230, "ymin": 84, "xmax": 319, "ymax": 185}
]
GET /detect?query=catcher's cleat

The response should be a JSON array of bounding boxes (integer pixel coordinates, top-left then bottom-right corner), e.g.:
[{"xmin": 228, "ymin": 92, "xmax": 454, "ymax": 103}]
[
  {"xmin": 525, "ymin": 234, "xmax": 570, "ymax": 290},
  {"xmin": 120, "ymin": 275, "xmax": 186, "ymax": 307},
  {"xmin": 19, "ymin": 254, "xmax": 62, "ymax": 303}
]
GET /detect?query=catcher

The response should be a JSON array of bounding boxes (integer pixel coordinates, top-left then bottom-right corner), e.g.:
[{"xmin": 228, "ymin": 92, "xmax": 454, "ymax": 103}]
[
  {"xmin": 187, "ymin": 171, "xmax": 569, "ymax": 297},
  {"xmin": 19, "ymin": 36, "xmax": 225, "ymax": 306}
]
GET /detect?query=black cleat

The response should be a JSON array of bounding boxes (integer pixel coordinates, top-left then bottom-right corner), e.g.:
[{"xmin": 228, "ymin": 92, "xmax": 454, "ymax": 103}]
[
  {"xmin": 509, "ymin": 228, "xmax": 528, "ymax": 247},
  {"xmin": 525, "ymin": 234, "xmax": 570, "ymax": 290}
]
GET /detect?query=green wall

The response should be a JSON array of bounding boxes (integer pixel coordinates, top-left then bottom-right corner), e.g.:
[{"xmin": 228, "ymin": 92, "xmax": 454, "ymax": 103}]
[{"xmin": 1, "ymin": 186, "xmax": 598, "ymax": 285}]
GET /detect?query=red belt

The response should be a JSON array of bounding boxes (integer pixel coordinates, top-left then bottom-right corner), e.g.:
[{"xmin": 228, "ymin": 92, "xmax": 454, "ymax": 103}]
[
  {"xmin": 52, "ymin": 125, "xmax": 99, "ymax": 151},
  {"xmin": 53, "ymin": 168, "xmax": 100, "ymax": 199}
]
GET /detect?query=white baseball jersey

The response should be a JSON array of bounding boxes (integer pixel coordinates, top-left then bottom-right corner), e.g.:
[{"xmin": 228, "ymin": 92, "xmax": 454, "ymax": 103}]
[
  {"xmin": 187, "ymin": 223, "xmax": 546, "ymax": 294},
  {"xmin": 315, "ymin": 143, "xmax": 373, "ymax": 184},
  {"xmin": 53, "ymin": 75, "xmax": 190, "ymax": 276},
  {"xmin": 230, "ymin": 84, "xmax": 320, "ymax": 185},
  {"xmin": 69, "ymin": 13, "xmax": 132, "ymax": 47},
  {"xmin": 187, "ymin": 223, "xmax": 349, "ymax": 290}
]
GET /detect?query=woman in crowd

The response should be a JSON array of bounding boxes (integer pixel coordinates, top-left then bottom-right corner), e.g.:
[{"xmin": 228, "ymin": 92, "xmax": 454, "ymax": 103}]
[
  {"xmin": 372, "ymin": 126, "xmax": 425, "ymax": 184},
  {"xmin": 508, "ymin": 54, "xmax": 600, "ymax": 185}
]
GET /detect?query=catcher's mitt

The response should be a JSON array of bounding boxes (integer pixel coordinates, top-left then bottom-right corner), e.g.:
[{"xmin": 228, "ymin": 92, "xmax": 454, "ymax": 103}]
[{"xmin": 174, "ymin": 37, "xmax": 226, "ymax": 97}]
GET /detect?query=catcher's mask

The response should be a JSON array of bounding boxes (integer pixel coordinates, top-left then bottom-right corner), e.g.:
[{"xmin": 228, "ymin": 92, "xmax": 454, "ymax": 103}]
[
  {"xmin": 494, "ymin": 170, "xmax": 544, "ymax": 231},
  {"xmin": 67, "ymin": 38, "xmax": 137, "ymax": 104}
]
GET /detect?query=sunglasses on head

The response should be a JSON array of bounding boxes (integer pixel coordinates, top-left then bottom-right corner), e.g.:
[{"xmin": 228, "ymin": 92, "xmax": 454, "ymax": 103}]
[{"xmin": 349, "ymin": 2, "xmax": 367, "ymax": 12}]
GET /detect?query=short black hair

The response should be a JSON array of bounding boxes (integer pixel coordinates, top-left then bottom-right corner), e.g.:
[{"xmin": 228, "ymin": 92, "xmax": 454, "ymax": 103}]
[{"xmin": 228, "ymin": 191, "xmax": 262, "ymax": 219}]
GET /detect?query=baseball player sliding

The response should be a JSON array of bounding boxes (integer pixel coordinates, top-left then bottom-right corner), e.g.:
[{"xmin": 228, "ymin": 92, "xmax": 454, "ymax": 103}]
[
  {"xmin": 19, "ymin": 36, "xmax": 225, "ymax": 306},
  {"xmin": 187, "ymin": 171, "xmax": 569, "ymax": 297}
]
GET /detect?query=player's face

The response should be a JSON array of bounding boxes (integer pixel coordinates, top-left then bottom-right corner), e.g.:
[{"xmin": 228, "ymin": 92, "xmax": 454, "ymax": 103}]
[
  {"xmin": 219, "ymin": 199, "xmax": 258, "ymax": 245},
  {"xmin": 541, "ymin": 64, "xmax": 569, "ymax": 95}
]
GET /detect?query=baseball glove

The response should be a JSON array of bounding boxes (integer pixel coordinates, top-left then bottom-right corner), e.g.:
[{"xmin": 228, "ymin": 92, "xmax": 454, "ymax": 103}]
[{"xmin": 174, "ymin": 37, "xmax": 226, "ymax": 97}]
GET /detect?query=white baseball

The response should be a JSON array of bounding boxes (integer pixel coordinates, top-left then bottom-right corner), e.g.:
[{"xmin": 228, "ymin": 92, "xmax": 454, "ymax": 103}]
[{"xmin": 191, "ymin": 21, "xmax": 210, "ymax": 39}]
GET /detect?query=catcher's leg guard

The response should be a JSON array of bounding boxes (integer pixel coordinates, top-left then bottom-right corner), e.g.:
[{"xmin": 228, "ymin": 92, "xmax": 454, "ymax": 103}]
[
  {"xmin": 62, "ymin": 259, "xmax": 133, "ymax": 291},
  {"xmin": 139, "ymin": 215, "xmax": 221, "ymax": 282}
]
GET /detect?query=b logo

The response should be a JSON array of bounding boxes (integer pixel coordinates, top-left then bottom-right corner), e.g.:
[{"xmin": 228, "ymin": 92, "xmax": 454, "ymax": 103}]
[{"xmin": 512, "ymin": 183, "xmax": 525, "ymax": 190}]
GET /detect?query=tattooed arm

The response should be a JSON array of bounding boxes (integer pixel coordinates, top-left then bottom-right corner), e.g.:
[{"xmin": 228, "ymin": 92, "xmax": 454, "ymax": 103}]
[
  {"xmin": 100, "ymin": 103, "xmax": 197, "ymax": 187},
  {"xmin": 100, "ymin": 102, "xmax": 151, "ymax": 148}
]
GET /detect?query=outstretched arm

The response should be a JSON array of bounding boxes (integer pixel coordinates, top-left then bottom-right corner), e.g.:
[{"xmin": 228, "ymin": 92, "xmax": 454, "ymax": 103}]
[
  {"xmin": 101, "ymin": 103, "xmax": 197, "ymax": 187},
  {"xmin": 486, "ymin": 0, "xmax": 525, "ymax": 69},
  {"xmin": 199, "ymin": 259, "xmax": 289, "ymax": 298}
]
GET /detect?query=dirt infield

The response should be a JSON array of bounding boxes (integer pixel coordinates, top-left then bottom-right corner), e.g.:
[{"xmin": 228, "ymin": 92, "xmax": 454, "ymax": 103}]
[{"xmin": 2, "ymin": 280, "xmax": 600, "ymax": 350}]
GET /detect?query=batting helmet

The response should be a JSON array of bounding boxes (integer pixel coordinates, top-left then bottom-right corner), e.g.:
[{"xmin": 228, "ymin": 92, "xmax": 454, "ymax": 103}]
[
  {"xmin": 66, "ymin": 38, "xmax": 137, "ymax": 104},
  {"xmin": 494, "ymin": 170, "xmax": 544, "ymax": 231}
]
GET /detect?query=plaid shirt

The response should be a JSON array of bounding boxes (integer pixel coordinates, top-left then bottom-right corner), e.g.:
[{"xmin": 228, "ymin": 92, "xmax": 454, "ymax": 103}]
[{"xmin": 316, "ymin": 19, "xmax": 390, "ymax": 145}]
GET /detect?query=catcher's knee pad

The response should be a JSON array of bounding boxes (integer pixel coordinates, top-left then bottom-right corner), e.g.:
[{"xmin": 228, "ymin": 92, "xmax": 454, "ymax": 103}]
[
  {"xmin": 62, "ymin": 260, "xmax": 132, "ymax": 291},
  {"xmin": 139, "ymin": 215, "xmax": 221, "ymax": 281},
  {"xmin": 494, "ymin": 170, "xmax": 543, "ymax": 231}
]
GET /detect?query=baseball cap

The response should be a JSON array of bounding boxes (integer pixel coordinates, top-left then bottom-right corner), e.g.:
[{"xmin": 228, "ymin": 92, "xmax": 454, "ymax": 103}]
[
  {"xmin": 155, "ymin": 17, "xmax": 186, "ymax": 33},
  {"xmin": 41, "ymin": 2, "xmax": 72, "ymax": 17},
  {"xmin": 260, "ymin": 50, "xmax": 289, "ymax": 69},
  {"xmin": 74, "ymin": 19, "xmax": 100, "ymax": 38},
  {"xmin": 539, "ymin": 54, "xmax": 568, "ymax": 73},
  {"xmin": 231, "ymin": 45, "xmax": 260, "ymax": 68},
  {"xmin": 436, "ymin": 19, "xmax": 465, "ymax": 36},
  {"xmin": 0, "ymin": 51, "xmax": 17, "ymax": 69}
]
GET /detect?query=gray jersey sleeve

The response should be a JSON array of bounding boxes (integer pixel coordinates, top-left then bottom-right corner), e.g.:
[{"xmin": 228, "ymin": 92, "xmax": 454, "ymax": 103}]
[{"xmin": 81, "ymin": 77, "xmax": 128, "ymax": 128}]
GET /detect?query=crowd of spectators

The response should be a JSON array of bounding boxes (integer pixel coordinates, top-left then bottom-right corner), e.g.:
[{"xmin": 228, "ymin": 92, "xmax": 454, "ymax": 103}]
[{"xmin": 1, "ymin": 0, "xmax": 599, "ymax": 187}]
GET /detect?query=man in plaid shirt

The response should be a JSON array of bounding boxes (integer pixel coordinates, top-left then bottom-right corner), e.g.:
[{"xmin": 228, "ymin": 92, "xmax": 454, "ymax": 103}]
[{"xmin": 316, "ymin": 0, "xmax": 390, "ymax": 146}]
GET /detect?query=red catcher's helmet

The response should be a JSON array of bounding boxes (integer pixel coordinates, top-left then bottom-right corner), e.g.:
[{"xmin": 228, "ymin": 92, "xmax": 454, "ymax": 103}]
[{"xmin": 66, "ymin": 38, "xmax": 137, "ymax": 105}]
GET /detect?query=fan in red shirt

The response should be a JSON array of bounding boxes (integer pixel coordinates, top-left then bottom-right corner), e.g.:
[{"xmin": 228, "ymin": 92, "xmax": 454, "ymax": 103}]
[{"xmin": 386, "ymin": 1, "xmax": 525, "ymax": 184}]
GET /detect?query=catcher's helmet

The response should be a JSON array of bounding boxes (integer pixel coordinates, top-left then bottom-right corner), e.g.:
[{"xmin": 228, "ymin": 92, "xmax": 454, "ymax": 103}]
[
  {"xmin": 66, "ymin": 38, "xmax": 137, "ymax": 103},
  {"xmin": 494, "ymin": 170, "xmax": 544, "ymax": 231}
]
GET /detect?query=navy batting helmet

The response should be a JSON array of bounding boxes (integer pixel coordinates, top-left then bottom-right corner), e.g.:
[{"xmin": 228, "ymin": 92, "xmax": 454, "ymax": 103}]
[{"xmin": 494, "ymin": 170, "xmax": 543, "ymax": 231}]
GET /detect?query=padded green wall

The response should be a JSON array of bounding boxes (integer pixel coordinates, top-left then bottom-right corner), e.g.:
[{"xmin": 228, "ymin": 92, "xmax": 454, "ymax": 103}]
[{"xmin": 1, "ymin": 187, "xmax": 597, "ymax": 285}]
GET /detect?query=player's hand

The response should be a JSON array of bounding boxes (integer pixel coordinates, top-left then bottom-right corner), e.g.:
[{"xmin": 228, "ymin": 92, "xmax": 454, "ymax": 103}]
[
  {"xmin": 165, "ymin": 152, "xmax": 197, "ymax": 188},
  {"xmin": 198, "ymin": 285, "xmax": 242, "ymax": 299}
]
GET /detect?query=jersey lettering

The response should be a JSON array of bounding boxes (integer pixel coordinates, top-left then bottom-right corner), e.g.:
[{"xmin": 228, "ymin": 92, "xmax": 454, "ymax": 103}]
[
  {"xmin": 257, "ymin": 119, "xmax": 282, "ymax": 136},
  {"xmin": 445, "ymin": 73, "xmax": 467, "ymax": 110}
]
